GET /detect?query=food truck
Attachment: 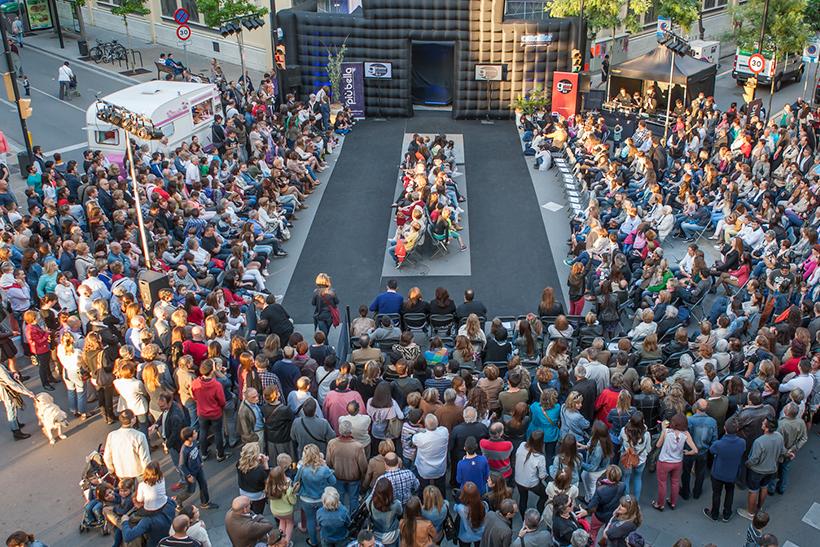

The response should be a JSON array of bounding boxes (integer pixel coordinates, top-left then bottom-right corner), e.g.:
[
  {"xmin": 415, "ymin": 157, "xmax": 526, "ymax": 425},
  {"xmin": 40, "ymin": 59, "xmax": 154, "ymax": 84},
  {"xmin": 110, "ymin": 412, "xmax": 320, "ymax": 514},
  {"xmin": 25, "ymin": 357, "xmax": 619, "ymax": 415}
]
[{"xmin": 86, "ymin": 81, "xmax": 223, "ymax": 164}]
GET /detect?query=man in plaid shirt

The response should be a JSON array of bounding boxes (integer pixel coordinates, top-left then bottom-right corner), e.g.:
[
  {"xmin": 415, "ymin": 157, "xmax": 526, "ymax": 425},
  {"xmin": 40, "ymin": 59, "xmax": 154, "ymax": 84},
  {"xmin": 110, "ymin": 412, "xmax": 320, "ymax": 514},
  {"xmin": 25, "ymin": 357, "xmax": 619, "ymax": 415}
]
[
  {"xmin": 255, "ymin": 354, "xmax": 283, "ymax": 395},
  {"xmin": 381, "ymin": 452, "xmax": 419, "ymax": 505}
]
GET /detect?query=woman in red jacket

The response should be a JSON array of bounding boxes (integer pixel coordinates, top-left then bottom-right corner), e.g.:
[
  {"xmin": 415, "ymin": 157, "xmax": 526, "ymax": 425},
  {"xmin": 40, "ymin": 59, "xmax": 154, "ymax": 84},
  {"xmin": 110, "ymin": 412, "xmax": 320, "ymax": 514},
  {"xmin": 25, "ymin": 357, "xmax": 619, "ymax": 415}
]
[{"xmin": 24, "ymin": 310, "xmax": 55, "ymax": 391}]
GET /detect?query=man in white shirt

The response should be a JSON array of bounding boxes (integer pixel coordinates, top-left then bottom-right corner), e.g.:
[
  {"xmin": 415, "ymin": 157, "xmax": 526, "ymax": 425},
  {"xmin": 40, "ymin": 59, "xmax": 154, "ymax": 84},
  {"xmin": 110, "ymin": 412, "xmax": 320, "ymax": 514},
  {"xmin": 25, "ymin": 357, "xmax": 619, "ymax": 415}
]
[
  {"xmin": 58, "ymin": 61, "xmax": 74, "ymax": 101},
  {"xmin": 739, "ymin": 219, "xmax": 765, "ymax": 251},
  {"xmin": 675, "ymin": 244, "xmax": 697, "ymax": 278},
  {"xmin": 185, "ymin": 155, "xmax": 200, "ymax": 186},
  {"xmin": 578, "ymin": 348, "xmax": 610, "ymax": 396},
  {"xmin": 338, "ymin": 401, "xmax": 372, "ymax": 454},
  {"xmin": 779, "ymin": 359, "xmax": 814, "ymax": 401},
  {"xmin": 412, "ymin": 414, "xmax": 449, "ymax": 489},
  {"xmin": 103, "ymin": 409, "xmax": 151, "ymax": 481}
]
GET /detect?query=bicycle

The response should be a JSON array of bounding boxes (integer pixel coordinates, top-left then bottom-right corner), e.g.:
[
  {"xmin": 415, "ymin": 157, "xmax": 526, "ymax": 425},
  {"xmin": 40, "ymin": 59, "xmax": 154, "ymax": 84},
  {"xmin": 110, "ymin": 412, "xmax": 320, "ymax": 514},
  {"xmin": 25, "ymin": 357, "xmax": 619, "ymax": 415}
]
[{"xmin": 89, "ymin": 39, "xmax": 127, "ymax": 64}]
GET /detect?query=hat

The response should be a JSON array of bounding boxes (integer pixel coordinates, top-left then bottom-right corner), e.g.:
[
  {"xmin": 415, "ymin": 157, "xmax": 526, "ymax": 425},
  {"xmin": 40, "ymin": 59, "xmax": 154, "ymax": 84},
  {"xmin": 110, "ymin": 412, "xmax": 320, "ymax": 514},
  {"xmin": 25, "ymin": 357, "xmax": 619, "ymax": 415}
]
[{"xmin": 779, "ymin": 262, "xmax": 790, "ymax": 269}]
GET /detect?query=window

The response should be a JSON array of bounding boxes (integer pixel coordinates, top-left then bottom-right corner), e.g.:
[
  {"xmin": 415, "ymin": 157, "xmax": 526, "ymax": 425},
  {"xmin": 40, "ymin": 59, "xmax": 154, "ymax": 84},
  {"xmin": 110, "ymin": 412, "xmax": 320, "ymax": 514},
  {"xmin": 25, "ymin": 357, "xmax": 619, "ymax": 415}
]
[
  {"xmin": 161, "ymin": 0, "xmax": 177, "ymax": 18},
  {"xmin": 181, "ymin": 0, "xmax": 199, "ymax": 24},
  {"xmin": 191, "ymin": 99, "xmax": 214, "ymax": 125},
  {"xmin": 703, "ymin": 0, "xmax": 728, "ymax": 10},
  {"xmin": 161, "ymin": 123, "xmax": 175, "ymax": 137},
  {"xmin": 95, "ymin": 129, "xmax": 119, "ymax": 145}
]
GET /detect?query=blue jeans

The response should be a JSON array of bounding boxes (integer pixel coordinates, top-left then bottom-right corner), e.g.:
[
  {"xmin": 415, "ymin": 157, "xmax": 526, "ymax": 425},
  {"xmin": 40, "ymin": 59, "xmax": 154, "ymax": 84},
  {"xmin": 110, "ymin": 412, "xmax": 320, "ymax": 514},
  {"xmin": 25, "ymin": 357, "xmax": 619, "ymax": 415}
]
[
  {"xmin": 168, "ymin": 447, "xmax": 185, "ymax": 481},
  {"xmin": 83, "ymin": 499, "xmax": 103, "ymax": 525},
  {"xmin": 3, "ymin": 395, "xmax": 19, "ymax": 430},
  {"xmin": 64, "ymin": 368, "xmax": 86, "ymax": 415},
  {"xmin": 622, "ymin": 461, "xmax": 646, "ymax": 500},
  {"xmin": 769, "ymin": 457, "xmax": 793, "ymax": 494},
  {"xmin": 187, "ymin": 468, "xmax": 211, "ymax": 504},
  {"xmin": 681, "ymin": 222, "xmax": 706, "ymax": 239},
  {"xmin": 315, "ymin": 320, "xmax": 331, "ymax": 336},
  {"xmin": 300, "ymin": 499, "xmax": 322, "ymax": 545},
  {"xmin": 337, "ymin": 479, "xmax": 360, "ymax": 511},
  {"xmin": 184, "ymin": 400, "xmax": 199, "ymax": 430}
]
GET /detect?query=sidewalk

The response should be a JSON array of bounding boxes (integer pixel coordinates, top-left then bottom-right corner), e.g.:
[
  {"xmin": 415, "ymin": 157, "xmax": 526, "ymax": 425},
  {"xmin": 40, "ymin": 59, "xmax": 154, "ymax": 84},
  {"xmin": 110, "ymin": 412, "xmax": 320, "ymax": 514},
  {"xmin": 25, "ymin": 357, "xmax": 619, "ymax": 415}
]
[{"xmin": 23, "ymin": 26, "xmax": 266, "ymax": 86}]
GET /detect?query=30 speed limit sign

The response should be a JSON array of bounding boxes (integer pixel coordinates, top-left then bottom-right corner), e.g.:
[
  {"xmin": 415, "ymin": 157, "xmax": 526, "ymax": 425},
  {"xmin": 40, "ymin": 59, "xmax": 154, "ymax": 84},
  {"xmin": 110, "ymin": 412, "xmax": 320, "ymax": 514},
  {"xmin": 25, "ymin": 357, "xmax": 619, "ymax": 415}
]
[
  {"xmin": 748, "ymin": 53, "xmax": 766, "ymax": 75},
  {"xmin": 176, "ymin": 24, "xmax": 191, "ymax": 41}
]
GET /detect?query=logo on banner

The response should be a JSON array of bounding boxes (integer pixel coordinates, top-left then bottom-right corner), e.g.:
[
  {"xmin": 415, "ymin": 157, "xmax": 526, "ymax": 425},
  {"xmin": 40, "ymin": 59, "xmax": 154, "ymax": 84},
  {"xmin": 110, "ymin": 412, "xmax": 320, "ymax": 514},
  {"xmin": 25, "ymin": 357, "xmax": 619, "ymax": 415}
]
[
  {"xmin": 340, "ymin": 62, "xmax": 365, "ymax": 118},
  {"xmin": 556, "ymin": 79, "xmax": 574, "ymax": 94}
]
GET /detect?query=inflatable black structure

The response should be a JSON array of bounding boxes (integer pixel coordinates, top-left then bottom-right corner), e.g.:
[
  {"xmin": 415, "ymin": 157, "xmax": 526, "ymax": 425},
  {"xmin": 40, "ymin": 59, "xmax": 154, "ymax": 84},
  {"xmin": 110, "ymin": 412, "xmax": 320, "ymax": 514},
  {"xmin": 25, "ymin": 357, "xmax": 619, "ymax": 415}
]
[{"xmin": 277, "ymin": 0, "xmax": 580, "ymax": 119}]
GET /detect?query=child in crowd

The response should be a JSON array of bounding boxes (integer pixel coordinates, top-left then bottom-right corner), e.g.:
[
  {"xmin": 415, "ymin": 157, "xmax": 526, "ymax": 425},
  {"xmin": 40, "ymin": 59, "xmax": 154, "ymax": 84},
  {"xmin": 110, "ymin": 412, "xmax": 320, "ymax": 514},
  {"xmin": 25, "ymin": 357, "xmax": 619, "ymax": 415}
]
[
  {"xmin": 745, "ymin": 511, "xmax": 770, "ymax": 547},
  {"xmin": 179, "ymin": 427, "xmax": 218, "ymax": 509}
]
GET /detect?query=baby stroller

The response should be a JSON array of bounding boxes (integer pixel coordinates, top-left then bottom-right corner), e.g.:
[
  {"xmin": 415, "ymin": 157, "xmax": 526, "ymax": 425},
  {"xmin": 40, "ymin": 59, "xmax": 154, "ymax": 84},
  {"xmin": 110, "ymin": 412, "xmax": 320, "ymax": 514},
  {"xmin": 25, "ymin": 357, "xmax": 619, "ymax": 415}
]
[{"xmin": 78, "ymin": 446, "xmax": 116, "ymax": 534}]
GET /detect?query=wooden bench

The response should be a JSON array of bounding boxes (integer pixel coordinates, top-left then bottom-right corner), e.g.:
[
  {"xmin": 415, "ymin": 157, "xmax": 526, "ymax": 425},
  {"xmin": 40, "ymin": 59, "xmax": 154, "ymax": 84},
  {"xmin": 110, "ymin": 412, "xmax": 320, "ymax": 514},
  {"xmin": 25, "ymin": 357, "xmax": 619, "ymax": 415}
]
[{"xmin": 155, "ymin": 62, "xmax": 180, "ymax": 80}]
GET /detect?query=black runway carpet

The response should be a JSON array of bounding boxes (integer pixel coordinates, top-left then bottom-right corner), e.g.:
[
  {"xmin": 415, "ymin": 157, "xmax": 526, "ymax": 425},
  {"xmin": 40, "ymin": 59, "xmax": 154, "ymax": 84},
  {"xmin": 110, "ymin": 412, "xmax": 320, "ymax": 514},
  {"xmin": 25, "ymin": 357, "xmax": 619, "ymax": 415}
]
[{"xmin": 282, "ymin": 111, "xmax": 562, "ymax": 323}]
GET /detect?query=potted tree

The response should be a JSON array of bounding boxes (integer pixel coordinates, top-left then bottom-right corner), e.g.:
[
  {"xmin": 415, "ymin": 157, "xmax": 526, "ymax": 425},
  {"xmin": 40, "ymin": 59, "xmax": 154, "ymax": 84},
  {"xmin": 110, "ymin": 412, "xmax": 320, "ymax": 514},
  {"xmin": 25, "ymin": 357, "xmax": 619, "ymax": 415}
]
[{"xmin": 326, "ymin": 42, "xmax": 347, "ymax": 121}]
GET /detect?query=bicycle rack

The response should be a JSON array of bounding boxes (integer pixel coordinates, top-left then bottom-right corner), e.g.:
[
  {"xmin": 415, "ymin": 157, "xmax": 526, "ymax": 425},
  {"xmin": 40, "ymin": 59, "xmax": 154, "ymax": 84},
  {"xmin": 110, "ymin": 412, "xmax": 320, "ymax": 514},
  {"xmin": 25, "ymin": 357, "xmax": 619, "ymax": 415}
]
[{"xmin": 128, "ymin": 49, "xmax": 144, "ymax": 68}]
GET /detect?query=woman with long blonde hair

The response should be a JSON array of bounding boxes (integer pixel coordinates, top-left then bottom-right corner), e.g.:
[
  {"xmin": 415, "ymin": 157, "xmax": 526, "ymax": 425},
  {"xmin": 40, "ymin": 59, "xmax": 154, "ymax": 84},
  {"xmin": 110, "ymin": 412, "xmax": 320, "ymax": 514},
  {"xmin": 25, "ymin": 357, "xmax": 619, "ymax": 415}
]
[
  {"xmin": 296, "ymin": 443, "xmax": 337, "ymax": 546},
  {"xmin": 236, "ymin": 442, "xmax": 270, "ymax": 514},
  {"xmin": 311, "ymin": 273, "xmax": 338, "ymax": 335},
  {"xmin": 141, "ymin": 362, "xmax": 163, "ymax": 421},
  {"xmin": 57, "ymin": 331, "xmax": 87, "ymax": 418},
  {"xmin": 457, "ymin": 313, "xmax": 487, "ymax": 353}
]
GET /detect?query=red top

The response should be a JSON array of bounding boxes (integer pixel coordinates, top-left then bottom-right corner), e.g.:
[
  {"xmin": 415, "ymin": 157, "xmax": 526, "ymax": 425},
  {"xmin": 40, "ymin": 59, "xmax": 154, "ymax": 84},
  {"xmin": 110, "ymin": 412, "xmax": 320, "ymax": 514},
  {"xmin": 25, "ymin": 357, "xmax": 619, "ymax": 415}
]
[
  {"xmin": 479, "ymin": 438, "xmax": 513, "ymax": 478},
  {"xmin": 595, "ymin": 388, "xmax": 621, "ymax": 427},
  {"xmin": 191, "ymin": 376, "xmax": 226, "ymax": 419},
  {"xmin": 182, "ymin": 339, "xmax": 208, "ymax": 367},
  {"xmin": 25, "ymin": 324, "xmax": 50, "ymax": 355},
  {"xmin": 187, "ymin": 305, "xmax": 205, "ymax": 326}
]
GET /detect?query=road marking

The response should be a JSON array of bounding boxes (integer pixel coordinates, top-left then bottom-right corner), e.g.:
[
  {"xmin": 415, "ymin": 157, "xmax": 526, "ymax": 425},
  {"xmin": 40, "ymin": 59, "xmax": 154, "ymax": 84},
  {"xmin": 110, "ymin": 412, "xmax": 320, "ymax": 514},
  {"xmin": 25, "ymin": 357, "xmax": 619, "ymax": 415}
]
[
  {"xmin": 30, "ymin": 86, "xmax": 87, "ymax": 113},
  {"xmin": 44, "ymin": 142, "xmax": 87, "ymax": 156},
  {"xmin": 542, "ymin": 201, "xmax": 564, "ymax": 212},
  {"xmin": 802, "ymin": 502, "xmax": 820, "ymax": 530},
  {"xmin": 717, "ymin": 68, "xmax": 733, "ymax": 78}
]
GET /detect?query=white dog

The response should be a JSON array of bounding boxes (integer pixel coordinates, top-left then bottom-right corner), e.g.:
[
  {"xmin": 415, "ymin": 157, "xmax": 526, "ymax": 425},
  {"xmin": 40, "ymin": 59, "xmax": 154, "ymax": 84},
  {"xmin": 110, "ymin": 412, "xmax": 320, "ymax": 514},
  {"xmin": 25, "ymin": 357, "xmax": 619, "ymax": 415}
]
[{"xmin": 34, "ymin": 392, "xmax": 69, "ymax": 445}]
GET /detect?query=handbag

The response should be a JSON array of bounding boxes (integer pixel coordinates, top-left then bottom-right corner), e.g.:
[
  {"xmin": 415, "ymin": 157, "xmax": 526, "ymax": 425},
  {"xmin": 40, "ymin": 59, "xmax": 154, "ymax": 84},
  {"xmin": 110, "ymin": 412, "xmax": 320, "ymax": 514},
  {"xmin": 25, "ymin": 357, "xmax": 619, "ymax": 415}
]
[
  {"xmin": 443, "ymin": 511, "xmax": 458, "ymax": 542},
  {"xmin": 322, "ymin": 295, "xmax": 340, "ymax": 327},
  {"xmin": 621, "ymin": 446, "xmax": 639, "ymax": 469},
  {"xmin": 386, "ymin": 416, "xmax": 403, "ymax": 439}
]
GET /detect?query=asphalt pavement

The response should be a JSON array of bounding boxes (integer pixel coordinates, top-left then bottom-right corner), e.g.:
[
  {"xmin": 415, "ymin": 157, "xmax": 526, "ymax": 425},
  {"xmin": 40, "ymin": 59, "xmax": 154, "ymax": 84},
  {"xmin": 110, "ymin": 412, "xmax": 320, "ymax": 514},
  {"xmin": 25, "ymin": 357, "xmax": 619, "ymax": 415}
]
[{"xmin": 0, "ymin": 39, "xmax": 818, "ymax": 547}]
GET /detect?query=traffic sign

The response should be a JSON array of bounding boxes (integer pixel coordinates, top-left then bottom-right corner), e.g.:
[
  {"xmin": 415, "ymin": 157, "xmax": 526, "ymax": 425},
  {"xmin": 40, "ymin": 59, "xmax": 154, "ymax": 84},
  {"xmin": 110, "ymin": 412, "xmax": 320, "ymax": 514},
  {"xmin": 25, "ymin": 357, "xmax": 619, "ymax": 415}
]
[
  {"xmin": 173, "ymin": 8, "xmax": 189, "ymax": 25},
  {"xmin": 176, "ymin": 24, "xmax": 191, "ymax": 41},
  {"xmin": 748, "ymin": 53, "xmax": 766, "ymax": 75}
]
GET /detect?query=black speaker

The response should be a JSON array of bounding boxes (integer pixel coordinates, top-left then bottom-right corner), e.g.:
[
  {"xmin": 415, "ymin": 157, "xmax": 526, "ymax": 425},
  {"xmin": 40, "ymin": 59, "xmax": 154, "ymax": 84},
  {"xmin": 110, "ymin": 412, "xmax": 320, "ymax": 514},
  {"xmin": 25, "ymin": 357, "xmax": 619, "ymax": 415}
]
[
  {"xmin": 585, "ymin": 89, "xmax": 605, "ymax": 110},
  {"xmin": 282, "ymin": 65, "xmax": 303, "ymax": 91},
  {"xmin": 579, "ymin": 72, "xmax": 592, "ymax": 94},
  {"xmin": 137, "ymin": 270, "xmax": 170, "ymax": 311}
]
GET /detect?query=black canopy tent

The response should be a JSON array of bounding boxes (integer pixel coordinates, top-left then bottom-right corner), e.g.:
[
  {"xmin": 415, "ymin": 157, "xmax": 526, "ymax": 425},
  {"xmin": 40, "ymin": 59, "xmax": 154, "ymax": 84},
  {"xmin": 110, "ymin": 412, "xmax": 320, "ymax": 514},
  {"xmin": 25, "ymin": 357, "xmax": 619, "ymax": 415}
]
[{"xmin": 608, "ymin": 47, "xmax": 717, "ymax": 109}]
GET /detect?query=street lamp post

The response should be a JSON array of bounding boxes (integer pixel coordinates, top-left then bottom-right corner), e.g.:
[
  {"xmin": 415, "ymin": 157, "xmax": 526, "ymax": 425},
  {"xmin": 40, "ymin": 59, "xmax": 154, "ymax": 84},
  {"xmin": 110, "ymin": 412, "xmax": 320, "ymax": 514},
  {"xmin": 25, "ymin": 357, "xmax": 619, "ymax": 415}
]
[
  {"xmin": 95, "ymin": 100, "xmax": 163, "ymax": 270},
  {"xmin": 0, "ymin": 17, "xmax": 32, "ymax": 161}
]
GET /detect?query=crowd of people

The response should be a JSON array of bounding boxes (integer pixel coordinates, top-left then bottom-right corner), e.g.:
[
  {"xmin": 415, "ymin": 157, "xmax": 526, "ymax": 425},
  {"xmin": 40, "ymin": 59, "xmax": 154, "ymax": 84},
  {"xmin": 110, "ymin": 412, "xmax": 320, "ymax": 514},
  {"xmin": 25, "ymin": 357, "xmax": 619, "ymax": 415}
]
[
  {"xmin": 0, "ymin": 56, "xmax": 818, "ymax": 547},
  {"xmin": 388, "ymin": 134, "xmax": 466, "ymax": 266}
]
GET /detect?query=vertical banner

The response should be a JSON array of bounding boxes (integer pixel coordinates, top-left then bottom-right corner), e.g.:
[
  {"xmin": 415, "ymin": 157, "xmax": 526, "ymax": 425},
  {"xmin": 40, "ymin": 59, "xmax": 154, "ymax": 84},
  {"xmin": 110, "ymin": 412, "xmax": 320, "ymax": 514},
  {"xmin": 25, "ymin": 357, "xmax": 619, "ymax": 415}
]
[
  {"xmin": 340, "ymin": 62, "xmax": 365, "ymax": 119},
  {"xmin": 551, "ymin": 71, "xmax": 579, "ymax": 120}
]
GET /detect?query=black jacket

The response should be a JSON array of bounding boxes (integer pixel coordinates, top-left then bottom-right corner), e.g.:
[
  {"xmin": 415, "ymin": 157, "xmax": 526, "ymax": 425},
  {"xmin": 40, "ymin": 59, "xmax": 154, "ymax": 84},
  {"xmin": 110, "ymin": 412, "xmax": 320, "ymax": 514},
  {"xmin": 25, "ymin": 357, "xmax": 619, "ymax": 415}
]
[
  {"xmin": 449, "ymin": 421, "xmax": 490, "ymax": 463},
  {"xmin": 571, "ymin": 378, "xmax": 598, "ymax": 422},
  {"xmin": 158, "ymin": 402, "xmax": 188, "ymax": 452},
  {"xmin": 262, "ymin": 401, "xmax": 294, "ymax": 444}
]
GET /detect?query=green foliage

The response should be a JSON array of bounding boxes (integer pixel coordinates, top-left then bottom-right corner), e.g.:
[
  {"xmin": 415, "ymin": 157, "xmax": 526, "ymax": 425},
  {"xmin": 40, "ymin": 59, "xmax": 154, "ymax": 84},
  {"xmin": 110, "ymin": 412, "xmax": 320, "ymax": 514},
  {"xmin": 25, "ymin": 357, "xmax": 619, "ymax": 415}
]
[
  {"xmin": 731, "ymin": 0, "xmax": 811, "ymax": 55},
  {"xmin": 805, "ymin": 0, "xmax": 820, "ymax": 31},
  {"xmin": 547, "ymin": 0, "xmax": 651, "ymax": 37},
  {"xmin": 326, "ymin": 43, "xmax": 347, "ymax": 102},
  {"xmin": 111, "ymin": 0, "xmax": 150, "ymax": 18},
  {"xmin": 197, "ymin": 0, "xmax": 268, "ymax": 29},
  {"xmin": 511, "ymin": 86, "xmax": 549, "ymax": 116},
  {"xmin": 657, "ymin": 0, "xmax": 699, "ymax": 32}
]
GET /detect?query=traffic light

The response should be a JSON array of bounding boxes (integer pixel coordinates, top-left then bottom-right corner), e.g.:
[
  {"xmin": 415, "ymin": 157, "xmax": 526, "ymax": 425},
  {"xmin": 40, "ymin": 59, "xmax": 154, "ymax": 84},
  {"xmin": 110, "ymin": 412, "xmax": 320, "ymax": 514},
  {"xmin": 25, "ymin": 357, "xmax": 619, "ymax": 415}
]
[
  {"xmin": 2, "ymin": 72, "xmax": 13, "ymax": 101},
  {"xmin": 18, "ymin": 98, "xmax": 32, "ymax": 119},
  {"xmin": 743, "ymin": 77, "xmax": 757, "ymax": 104},
  {"xmin": 571, "ymin": 49, "xmax": 582, "ymax": 73}
]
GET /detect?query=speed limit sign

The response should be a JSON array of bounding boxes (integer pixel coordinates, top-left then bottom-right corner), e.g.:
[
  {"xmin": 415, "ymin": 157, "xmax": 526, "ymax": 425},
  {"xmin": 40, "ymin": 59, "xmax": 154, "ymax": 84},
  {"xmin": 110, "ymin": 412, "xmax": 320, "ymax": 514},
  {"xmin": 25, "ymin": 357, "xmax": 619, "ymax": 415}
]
[
  {"xmin": 748, "ymin": 53, "xmax": 766, "ymax": 75},
  {"xmin": 176, "ymin": 24, "xmax": 191, "ymax": 41}
]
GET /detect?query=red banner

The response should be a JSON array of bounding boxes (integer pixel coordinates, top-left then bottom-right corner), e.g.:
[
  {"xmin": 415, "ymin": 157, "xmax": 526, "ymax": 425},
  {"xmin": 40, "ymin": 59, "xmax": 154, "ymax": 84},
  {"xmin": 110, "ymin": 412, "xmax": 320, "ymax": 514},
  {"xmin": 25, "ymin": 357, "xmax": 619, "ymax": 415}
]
[{"xmin": 551, "ymin": 71, "xmax": 579, "ymax": 120}]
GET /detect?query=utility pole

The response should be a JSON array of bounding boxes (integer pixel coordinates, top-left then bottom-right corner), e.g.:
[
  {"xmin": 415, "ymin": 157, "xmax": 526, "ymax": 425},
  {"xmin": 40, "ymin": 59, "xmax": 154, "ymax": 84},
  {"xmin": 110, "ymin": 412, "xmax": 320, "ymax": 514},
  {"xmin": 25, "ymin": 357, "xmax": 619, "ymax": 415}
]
[
  {"xmin": 0, "ymin": 18, "xmax": 32, "ymax": 162},
  {"xmin": 577, "ymin": 0, "xmax": 585, "ymax": 52}
]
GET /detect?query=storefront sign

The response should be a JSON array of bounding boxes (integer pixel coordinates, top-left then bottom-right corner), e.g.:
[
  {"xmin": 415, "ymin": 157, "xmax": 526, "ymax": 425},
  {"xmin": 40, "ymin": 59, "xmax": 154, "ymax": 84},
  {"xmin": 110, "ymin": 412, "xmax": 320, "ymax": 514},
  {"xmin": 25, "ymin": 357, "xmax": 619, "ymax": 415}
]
[
  {"xmin": 340, "ymin": 61, "xmax": 365, "ymax": 118},
  {"xmin": 521, "ymin": 33, "xmax": 553, "ymax": 46},
  {"xmin": 551, "ymin": 71, "xmax": 579, "ymax": 119},
  {"xmin": 24, "ymin": 0, "xmax": 53, "ymax": 30}
]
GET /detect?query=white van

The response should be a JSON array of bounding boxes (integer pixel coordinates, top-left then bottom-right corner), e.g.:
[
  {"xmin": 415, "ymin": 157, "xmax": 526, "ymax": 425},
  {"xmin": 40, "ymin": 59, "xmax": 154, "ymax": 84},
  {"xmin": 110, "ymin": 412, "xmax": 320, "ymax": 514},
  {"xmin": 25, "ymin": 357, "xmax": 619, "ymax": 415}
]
[
  {"xmin": 732, "ymin": 48, "xmax": 804, "ymax": 90},
  {"xmin": 85, "ymin": 81, "xmax": 223, "ymax": 164}
]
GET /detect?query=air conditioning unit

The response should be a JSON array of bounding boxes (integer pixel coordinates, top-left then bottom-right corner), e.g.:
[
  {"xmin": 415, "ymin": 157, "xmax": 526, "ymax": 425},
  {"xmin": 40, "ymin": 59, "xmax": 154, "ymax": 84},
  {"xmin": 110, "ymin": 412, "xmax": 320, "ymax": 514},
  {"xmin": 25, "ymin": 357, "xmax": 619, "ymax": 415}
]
[{"xmin": 690, "ymin": 40, "xmax": 720, "ymax": 65}]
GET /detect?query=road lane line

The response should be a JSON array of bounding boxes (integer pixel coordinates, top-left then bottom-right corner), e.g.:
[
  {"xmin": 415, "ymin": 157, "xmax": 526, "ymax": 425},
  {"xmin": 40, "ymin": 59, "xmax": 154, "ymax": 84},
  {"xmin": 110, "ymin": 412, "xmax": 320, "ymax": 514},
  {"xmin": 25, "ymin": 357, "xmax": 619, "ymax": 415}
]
[
  {"xmin": 29, "ymin": 86, "xmax": 87, "ymax": 113},
  {"xmin": 22, "ymin": 44, "xmax": 140, "ymax": 86},
  {"xmin": 717, "ymin": 68, "xmax": 733, "ymax": 78}
]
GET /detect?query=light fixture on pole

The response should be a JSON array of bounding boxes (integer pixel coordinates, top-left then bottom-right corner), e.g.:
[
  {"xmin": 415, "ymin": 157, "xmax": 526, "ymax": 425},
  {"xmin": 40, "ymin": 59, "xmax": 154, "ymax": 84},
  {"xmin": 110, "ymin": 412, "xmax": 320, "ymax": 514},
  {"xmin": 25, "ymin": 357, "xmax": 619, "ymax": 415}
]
[
  {"xmin": 218, "ymin": 11, "xmax": 266, "ymax": 94},
  {"xmin": 95, "ymin": 100, "xmax": 163, "ymax": 270},
  {"xmin": 658, "ymin": 30, "xmax": 692, "ymax": 141}
]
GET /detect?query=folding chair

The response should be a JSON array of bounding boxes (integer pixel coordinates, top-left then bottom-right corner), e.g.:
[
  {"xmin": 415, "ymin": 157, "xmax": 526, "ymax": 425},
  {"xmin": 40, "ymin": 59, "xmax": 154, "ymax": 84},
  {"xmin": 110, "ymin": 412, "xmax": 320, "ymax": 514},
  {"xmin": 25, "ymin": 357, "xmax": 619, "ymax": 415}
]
[
  {"xmin": 403, "ymin": 313, "xmax": 429, "ymax": 335},
  {"xmin": 429, "ymin": 314, "xmax": 456, "ymax": 337},
  {"xmin": 427, "ymin": 224, "xmax": 449, "ymax": 258},
  {"xmin": 688, "ymin": 278, "xmax": 714, "ymax": 322}
]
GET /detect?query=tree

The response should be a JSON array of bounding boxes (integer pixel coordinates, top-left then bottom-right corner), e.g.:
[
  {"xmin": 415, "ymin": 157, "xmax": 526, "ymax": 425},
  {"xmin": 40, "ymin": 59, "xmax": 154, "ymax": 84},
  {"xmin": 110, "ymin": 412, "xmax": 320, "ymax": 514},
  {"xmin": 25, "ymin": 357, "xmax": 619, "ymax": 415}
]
[
  {"xmin": 731, "ymin": 0, "xmax": 811, "ymax": 55},
  {"xmin": 326, "ymin": 43, "xmax": 347, "ymax": 103},
  {"xmin": 547, "ymin": 0, "xmax": 652, "ymax": 38},
  {"xmin": 111, "ymin": 0, "xmax": 149, "ymax": 68},
  {"xmin": 657, "ymin": 0, "xmax": 699, "ymax": 32},
  {"xmin": 197, "ymin": 0, "xmax": 265, "ymax": 28},
  {"xmin": 808, "ymin": 0, "xmax": 820, "ymax": 31},
  {"xmin": 71, "ymin": 0, "xmax": 88, "ymax": 43}
]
